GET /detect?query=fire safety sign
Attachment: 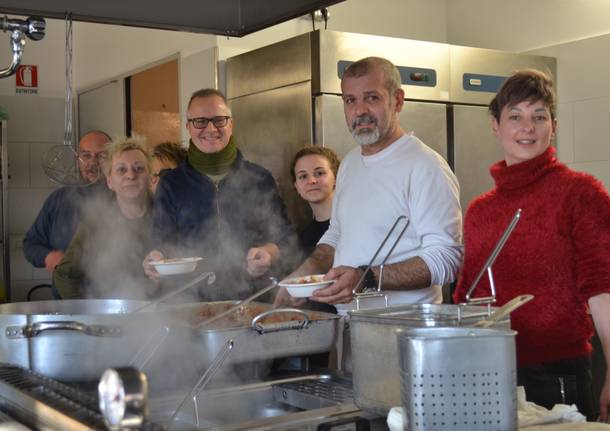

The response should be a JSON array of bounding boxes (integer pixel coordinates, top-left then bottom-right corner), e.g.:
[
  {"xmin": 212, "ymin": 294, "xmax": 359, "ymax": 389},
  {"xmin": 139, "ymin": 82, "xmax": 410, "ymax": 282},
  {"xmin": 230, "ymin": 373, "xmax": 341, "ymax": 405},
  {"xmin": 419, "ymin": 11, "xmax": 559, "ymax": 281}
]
[{"xmin": 15, "ymin": 65, "xmax": 38, "ymax": 95}]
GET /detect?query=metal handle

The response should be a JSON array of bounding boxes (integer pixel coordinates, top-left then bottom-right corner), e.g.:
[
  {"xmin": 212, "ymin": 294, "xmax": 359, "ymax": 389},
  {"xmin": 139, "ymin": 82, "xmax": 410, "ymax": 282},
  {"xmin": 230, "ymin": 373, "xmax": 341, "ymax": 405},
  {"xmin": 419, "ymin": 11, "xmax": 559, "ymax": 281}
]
[
  {"xmin": 251, "ymin": 308, "xmax": 309, "ymax": 333},
  {"xmin": 353, "ymin": 216, "xmax": 410, "ymax": 295},
  {"xmin": 0, "ymin": 16, "xmax": 45, "ymax": 79},
  {"xmin": 129, "ymin": 325, "xmax": 171, "ymax": 370},
  {"xmin": 169, "ymin": 339, "xmax": 234, "ymax": 424},
  {"xmin": 6, "ymin": 320, "xmax": 122, "ymax": 339},
  {"xmin": 195, "ymin": 277, "xmax": 278, "ymax": 329},
  {"xmin": 355, "ymin": 291, "xmax": 389, "ymax": 310},
  {"xmin": 464, "ymin": 208, "xmax": 522, "ymax": 305}
]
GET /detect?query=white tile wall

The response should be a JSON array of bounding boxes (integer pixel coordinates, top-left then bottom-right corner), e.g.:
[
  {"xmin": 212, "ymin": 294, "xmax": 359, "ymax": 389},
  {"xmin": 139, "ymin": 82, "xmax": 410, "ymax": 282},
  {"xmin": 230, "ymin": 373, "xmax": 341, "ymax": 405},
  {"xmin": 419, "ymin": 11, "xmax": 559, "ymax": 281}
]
[
  {"xmin": 30, "ymin": 142, "xmax": 63, "ymax": 188},
  {"xmin": 10, "ymin": 279, "xmax": 53, "ymax": 303},
  {"xmin": 529, "ymin": 33, "xmax": 610, "ymax": 195},
  {"xmin": 7, "ymin": 188, "xmax": 53, "ymax": 235},
  {"xmin": 0, "ymin": 96, "xmax": 64, "ymax": 143},
  {"xmin": 7, "ymin": 141, "xmax": 30, "ymax": 189},
  {"xmin": 10, "ymin": 235, "xmax": 32, "ymax": 281}
]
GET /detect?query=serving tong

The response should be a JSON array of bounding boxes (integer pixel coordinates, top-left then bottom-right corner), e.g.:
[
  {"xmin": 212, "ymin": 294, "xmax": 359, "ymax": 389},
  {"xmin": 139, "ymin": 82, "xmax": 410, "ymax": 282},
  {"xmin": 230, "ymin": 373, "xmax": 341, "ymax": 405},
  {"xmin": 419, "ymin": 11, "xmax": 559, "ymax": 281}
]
[
  {"xmin": 457, "ymin": 207, "xmax": 524, "ymax": 323},
  {"xmin": 352, "ymin": 215, "xmax": 410, "ymax": 310},
  {"xmin": 351, "ymin": 208, "xmax": 524, "ymax": 316}
]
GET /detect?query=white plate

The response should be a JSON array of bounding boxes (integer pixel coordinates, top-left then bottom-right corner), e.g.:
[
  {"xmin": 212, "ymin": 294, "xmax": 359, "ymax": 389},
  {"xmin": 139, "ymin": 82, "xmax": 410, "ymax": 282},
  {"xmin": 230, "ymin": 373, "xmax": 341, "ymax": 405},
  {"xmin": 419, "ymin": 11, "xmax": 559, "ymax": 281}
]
[
  {"xmin": 149, "ymin": 257, "xmax": 203, "ymax": 276},
  {"xmin": 278, "ymin": 274, "xmax": 335, "ymax": 298}
]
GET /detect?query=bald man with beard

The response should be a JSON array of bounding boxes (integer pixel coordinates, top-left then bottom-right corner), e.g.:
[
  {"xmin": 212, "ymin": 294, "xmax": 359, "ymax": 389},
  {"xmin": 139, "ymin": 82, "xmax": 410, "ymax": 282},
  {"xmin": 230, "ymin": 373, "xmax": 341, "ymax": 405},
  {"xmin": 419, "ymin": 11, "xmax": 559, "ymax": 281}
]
[{"xmin": 23, "ymin": 130, "xmax": 112, "ymax": 275}]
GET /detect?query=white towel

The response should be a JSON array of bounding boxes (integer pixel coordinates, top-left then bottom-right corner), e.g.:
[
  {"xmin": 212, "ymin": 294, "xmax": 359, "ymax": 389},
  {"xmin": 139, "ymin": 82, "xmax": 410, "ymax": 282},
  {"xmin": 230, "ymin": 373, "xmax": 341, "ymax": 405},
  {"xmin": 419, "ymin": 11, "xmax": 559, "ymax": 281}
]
[{"xmin": 517, "ymin": 386, "xmax": 586, "ymax": 428}]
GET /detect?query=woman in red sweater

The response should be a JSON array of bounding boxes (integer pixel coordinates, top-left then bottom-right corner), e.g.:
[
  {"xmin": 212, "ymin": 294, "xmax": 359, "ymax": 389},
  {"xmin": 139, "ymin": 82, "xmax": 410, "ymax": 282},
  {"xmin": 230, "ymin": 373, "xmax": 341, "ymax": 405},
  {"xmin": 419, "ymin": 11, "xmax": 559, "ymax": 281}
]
[{"xmin": 453, "ymin": 69, "xmax": 610, "ymax": 421}]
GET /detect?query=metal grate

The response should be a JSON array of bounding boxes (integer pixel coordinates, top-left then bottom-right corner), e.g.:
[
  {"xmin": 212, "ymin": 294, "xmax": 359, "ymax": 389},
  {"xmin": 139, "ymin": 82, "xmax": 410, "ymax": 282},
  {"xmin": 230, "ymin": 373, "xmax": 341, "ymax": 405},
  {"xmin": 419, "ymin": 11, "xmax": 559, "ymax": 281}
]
[
  {"xmin": 272, "ymin": 376, "xmax": 354, "ymax": 410},
  {"xmin": 0, "ymin": 363, "xmax": 107, "ymax": 429}
]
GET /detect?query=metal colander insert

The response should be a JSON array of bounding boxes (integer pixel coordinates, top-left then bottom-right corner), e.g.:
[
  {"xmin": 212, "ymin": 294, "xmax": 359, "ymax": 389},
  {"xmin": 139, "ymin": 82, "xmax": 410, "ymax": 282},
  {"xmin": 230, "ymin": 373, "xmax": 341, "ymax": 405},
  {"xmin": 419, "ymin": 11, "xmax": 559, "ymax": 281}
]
[{"xmin": 397, "ymin": 327, "xmax": 518, "ymax": 431}]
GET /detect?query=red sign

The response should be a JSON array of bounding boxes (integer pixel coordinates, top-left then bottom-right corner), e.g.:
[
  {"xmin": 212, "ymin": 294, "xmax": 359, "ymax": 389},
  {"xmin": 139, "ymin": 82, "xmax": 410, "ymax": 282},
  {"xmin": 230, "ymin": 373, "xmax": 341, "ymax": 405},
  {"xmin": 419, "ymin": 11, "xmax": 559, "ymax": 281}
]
[{"xmin": 16, "ymin": 65, "xmax": 38, "ymax": 88}]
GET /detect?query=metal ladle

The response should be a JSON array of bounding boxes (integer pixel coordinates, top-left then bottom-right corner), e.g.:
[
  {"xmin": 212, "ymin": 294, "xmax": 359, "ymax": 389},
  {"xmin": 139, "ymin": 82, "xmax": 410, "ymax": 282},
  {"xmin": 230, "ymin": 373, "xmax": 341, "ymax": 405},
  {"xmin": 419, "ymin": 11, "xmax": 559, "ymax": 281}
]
[
  {"xmin": 168, "ymin": 338, "xmax": 234, "ymax": 425},
  {"xmin": 131, "ymin": 271, "xmax": 216, "ymax": 314}
]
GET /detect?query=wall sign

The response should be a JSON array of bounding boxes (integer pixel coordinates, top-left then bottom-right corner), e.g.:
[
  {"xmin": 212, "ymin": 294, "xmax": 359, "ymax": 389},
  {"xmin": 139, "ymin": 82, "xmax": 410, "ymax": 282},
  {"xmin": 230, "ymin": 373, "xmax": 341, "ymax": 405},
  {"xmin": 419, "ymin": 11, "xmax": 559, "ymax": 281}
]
[{"xmin": 15, "ymin": 65, "xmax": 38, "ymax": 95}]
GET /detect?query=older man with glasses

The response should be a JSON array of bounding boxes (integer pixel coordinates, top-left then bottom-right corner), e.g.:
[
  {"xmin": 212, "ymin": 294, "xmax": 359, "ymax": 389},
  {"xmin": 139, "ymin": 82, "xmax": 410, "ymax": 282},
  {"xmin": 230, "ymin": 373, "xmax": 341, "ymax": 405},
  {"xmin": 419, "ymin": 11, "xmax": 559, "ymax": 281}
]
[
  {"xmin": 143, "ymin": 88, "xmax": 294, "ymax": 301},
  {"xmin": 23, "ymin": 130, "xmax": 112, "ymax": 275}
]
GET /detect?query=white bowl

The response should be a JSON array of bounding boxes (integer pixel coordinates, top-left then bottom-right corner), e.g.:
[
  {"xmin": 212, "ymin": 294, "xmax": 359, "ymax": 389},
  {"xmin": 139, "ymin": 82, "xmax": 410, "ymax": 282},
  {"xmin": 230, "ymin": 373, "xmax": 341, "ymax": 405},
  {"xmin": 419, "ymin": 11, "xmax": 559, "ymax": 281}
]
[
  {"xmin": 150, "ymin": 257, "xmax": 203, "ymax": 276},
  {"xmin": 278, "ymin": 274, "xmax": 335, "ymax": 298}
]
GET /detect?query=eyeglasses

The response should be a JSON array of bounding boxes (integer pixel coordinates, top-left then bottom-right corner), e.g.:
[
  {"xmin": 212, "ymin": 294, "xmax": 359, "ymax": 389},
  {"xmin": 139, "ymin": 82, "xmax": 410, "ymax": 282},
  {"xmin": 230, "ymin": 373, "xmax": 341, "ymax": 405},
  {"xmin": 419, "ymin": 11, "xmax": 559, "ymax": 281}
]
[
  {"xmin": 78, "ymin": 151, "xmax": 106, "ymax": 162},
  {"xmin": 187, "ymin": 116, "xmax": 231, "ymax": 129}
]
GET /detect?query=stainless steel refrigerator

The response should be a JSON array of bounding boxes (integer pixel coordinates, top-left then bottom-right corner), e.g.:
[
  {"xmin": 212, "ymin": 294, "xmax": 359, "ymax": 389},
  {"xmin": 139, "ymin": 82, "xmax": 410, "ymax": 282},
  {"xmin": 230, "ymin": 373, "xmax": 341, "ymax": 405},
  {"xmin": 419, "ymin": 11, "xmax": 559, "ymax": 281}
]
[{"xmin": 225, "ymin": 30, "xmax": 556, "ymax": 227}]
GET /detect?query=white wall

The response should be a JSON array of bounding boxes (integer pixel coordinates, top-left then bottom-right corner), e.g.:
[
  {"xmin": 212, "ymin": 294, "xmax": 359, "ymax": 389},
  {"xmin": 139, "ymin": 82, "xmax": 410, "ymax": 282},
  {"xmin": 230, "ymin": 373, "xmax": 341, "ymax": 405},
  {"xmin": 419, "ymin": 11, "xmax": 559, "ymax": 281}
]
[
  {"xmin": 446, "ymin": 0, "xmax": 610, "ymax": 52},
  {"xmin": 179, "ymin": 48, "xmax": 218, "ymax": 143},
  {"xmin": 73, "ymin": 21, "xmax": 216, "ymax": 90},
  {"xmin": 528, "ymin": 35, "xmax": 610, "ymax": 190}
]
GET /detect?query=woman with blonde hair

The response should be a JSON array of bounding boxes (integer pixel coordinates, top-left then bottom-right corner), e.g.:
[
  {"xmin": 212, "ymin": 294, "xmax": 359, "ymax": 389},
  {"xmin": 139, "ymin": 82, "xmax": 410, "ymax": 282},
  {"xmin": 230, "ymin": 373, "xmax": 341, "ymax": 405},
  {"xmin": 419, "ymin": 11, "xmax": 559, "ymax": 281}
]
[{"xmin": 53, "ymin": 135, "xmax": 156, "ymax": 299}]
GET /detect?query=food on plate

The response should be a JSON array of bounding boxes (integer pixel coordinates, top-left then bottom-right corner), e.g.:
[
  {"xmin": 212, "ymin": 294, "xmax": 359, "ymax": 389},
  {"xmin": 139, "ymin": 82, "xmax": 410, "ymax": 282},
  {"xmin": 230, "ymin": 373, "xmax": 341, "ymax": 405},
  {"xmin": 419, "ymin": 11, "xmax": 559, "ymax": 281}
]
[
  {"xmin": 278, "ymin": 274, "xmax": 335, "ymax": 298},
  {"xmin": 287, "ymin": 274, "xmax": 326, "ymax": 285}
]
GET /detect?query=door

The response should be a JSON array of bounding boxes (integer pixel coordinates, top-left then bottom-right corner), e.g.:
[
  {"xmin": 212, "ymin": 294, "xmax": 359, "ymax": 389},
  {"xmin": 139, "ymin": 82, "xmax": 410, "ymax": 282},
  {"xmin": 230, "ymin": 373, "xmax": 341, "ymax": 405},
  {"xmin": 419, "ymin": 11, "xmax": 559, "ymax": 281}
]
[
  {"xmin": 229, "ymin": 81, "xmax": 313, "ymax": 228},
  {"xmin": 78, "ymin": 80, "xmax": 125, "ymax": 139}
]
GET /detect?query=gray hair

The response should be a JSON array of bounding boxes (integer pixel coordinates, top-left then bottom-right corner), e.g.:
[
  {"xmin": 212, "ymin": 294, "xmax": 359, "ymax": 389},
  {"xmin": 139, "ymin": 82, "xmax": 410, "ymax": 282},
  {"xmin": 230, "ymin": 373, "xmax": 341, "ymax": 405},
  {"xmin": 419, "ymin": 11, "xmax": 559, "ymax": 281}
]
[
  {"xmin": 188, "ymin": 88, "xmax": 231, "ymax": 115},
  {"xmin": 342, "ymin": 57, "xmax": 402, "ymax": 95}
]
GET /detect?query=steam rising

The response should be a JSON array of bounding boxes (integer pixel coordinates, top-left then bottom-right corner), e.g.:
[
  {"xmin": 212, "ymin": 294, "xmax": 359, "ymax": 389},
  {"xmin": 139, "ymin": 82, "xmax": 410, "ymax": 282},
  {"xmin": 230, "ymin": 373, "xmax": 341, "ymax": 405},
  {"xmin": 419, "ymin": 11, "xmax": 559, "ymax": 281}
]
[{"xmin": 53, "ymin": 159, "xmax": 316, "ymax": 425}]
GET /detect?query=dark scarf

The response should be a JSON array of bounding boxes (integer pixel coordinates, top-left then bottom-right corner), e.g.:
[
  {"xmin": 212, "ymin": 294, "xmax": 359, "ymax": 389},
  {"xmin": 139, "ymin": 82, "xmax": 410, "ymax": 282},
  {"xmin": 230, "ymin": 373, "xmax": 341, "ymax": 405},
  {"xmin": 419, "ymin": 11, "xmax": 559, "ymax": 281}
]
[{"xmin": 187, "ymin": 136, "xmax": 237, "ymax": 176}]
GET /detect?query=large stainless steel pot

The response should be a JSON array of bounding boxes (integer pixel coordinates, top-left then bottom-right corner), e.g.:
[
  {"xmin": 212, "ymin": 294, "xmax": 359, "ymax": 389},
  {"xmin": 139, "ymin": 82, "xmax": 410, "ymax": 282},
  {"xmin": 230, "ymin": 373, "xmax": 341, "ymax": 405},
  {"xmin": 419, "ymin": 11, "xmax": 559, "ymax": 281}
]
[
  {"xmin": 0, "ymin": 299, "xmax": 340, "ymax": 391},
  {"xmin": 348, "ymin": 303, "xmax": 511, "ymax": 415},
  {"xmin": 153, "ymin": 301, "xmax": 340, "ymax": 384},
  {"xmin": 0, "ymin": 299, "xmax": 166, "ymax": 382}
]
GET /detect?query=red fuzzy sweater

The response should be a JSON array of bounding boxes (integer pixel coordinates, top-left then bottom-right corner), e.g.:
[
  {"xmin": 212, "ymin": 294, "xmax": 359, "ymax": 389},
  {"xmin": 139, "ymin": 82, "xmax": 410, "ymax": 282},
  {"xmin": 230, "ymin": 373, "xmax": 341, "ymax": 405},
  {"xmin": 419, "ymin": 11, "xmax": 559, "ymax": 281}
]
[{"xmin": 454, "ymin": 147, "xmax": 610, "ymax": 366}]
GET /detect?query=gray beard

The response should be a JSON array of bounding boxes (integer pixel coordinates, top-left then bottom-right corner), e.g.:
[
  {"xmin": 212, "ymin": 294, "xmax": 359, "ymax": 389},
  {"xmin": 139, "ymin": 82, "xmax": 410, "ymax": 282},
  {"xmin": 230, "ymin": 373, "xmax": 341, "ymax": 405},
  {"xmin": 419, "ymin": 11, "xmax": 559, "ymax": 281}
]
[{"xmin": 351, "ymin": 127, "xmax": 380, "ymax": 147}]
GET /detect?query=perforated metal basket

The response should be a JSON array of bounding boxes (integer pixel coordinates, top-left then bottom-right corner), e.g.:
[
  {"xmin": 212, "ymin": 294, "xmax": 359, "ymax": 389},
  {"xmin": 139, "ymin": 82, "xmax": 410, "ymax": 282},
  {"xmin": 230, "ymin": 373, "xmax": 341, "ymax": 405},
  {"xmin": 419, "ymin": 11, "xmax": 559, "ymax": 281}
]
[{"xmin": 397, "ymin": 327, "xmax": 518, "ymax": 431}]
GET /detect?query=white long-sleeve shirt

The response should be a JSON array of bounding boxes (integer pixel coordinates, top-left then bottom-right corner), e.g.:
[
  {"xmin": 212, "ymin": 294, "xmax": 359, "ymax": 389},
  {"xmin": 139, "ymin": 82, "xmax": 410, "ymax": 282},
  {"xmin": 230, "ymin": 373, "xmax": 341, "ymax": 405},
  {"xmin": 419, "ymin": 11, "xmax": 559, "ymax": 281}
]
[{"xmin": 319, "ymin": 133, "xmax": 463, "ymax": 310}]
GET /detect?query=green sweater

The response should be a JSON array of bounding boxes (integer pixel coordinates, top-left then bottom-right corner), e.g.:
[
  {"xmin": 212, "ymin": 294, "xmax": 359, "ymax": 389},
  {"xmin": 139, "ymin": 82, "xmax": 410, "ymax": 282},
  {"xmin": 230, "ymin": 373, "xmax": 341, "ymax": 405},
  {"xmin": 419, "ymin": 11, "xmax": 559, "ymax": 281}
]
[{"xmin": 53, "ymin": 199, "xmax": 154, "ymax": 299}]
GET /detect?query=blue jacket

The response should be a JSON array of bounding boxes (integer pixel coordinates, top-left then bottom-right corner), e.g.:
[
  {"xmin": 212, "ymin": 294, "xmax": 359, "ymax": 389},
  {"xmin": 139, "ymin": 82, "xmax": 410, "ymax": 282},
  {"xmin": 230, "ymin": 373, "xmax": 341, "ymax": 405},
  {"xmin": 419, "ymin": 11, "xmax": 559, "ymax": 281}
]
[
  {"xmin": 23, "ymin": 182, "xmax": 110, "ymax": 268},
  {"xmin": 153, "ymin": 151, "xmax": 295, "ymax": 299}
]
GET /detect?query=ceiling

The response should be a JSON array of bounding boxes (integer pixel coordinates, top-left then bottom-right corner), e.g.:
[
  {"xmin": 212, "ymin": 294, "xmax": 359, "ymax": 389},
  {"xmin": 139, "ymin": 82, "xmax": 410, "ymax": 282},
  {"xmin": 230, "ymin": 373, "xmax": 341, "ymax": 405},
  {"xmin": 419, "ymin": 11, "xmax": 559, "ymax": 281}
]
[{"xmin": 0, "ymin": 0, "xmax": 344, "ymax": 36}]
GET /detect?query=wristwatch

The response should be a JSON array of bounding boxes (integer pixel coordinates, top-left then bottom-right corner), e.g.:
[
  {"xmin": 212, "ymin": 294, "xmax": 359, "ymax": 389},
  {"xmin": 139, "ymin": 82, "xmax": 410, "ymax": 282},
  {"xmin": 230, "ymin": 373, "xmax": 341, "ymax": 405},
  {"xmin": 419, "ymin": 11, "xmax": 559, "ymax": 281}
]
[{"xmin": 358, "ymin": 265, "xmax": 377, "ymax": 291}]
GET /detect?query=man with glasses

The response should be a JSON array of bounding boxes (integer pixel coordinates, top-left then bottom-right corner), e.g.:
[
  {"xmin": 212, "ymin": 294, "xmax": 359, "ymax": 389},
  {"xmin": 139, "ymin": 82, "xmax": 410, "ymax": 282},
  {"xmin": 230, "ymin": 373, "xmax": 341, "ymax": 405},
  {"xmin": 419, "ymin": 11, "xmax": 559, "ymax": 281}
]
[
  {"xmin": 143, "ymin": 88, "xmax": 294, "ymax": 300},
  {"xmin": 23, "ymin": 130, "xmax": 111, "ymax": 274}
]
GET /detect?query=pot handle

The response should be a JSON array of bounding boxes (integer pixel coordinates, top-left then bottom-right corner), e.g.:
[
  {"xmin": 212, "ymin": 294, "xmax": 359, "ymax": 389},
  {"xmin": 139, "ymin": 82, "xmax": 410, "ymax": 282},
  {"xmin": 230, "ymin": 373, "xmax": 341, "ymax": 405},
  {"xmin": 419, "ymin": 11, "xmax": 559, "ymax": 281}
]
[
  {"xmin": 6, "ymin": 320, "xmax": 123, "ymax": 339},
  {"xmin": 251, "ymin": 308, "xmax": 310, "ymax": 334}
]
